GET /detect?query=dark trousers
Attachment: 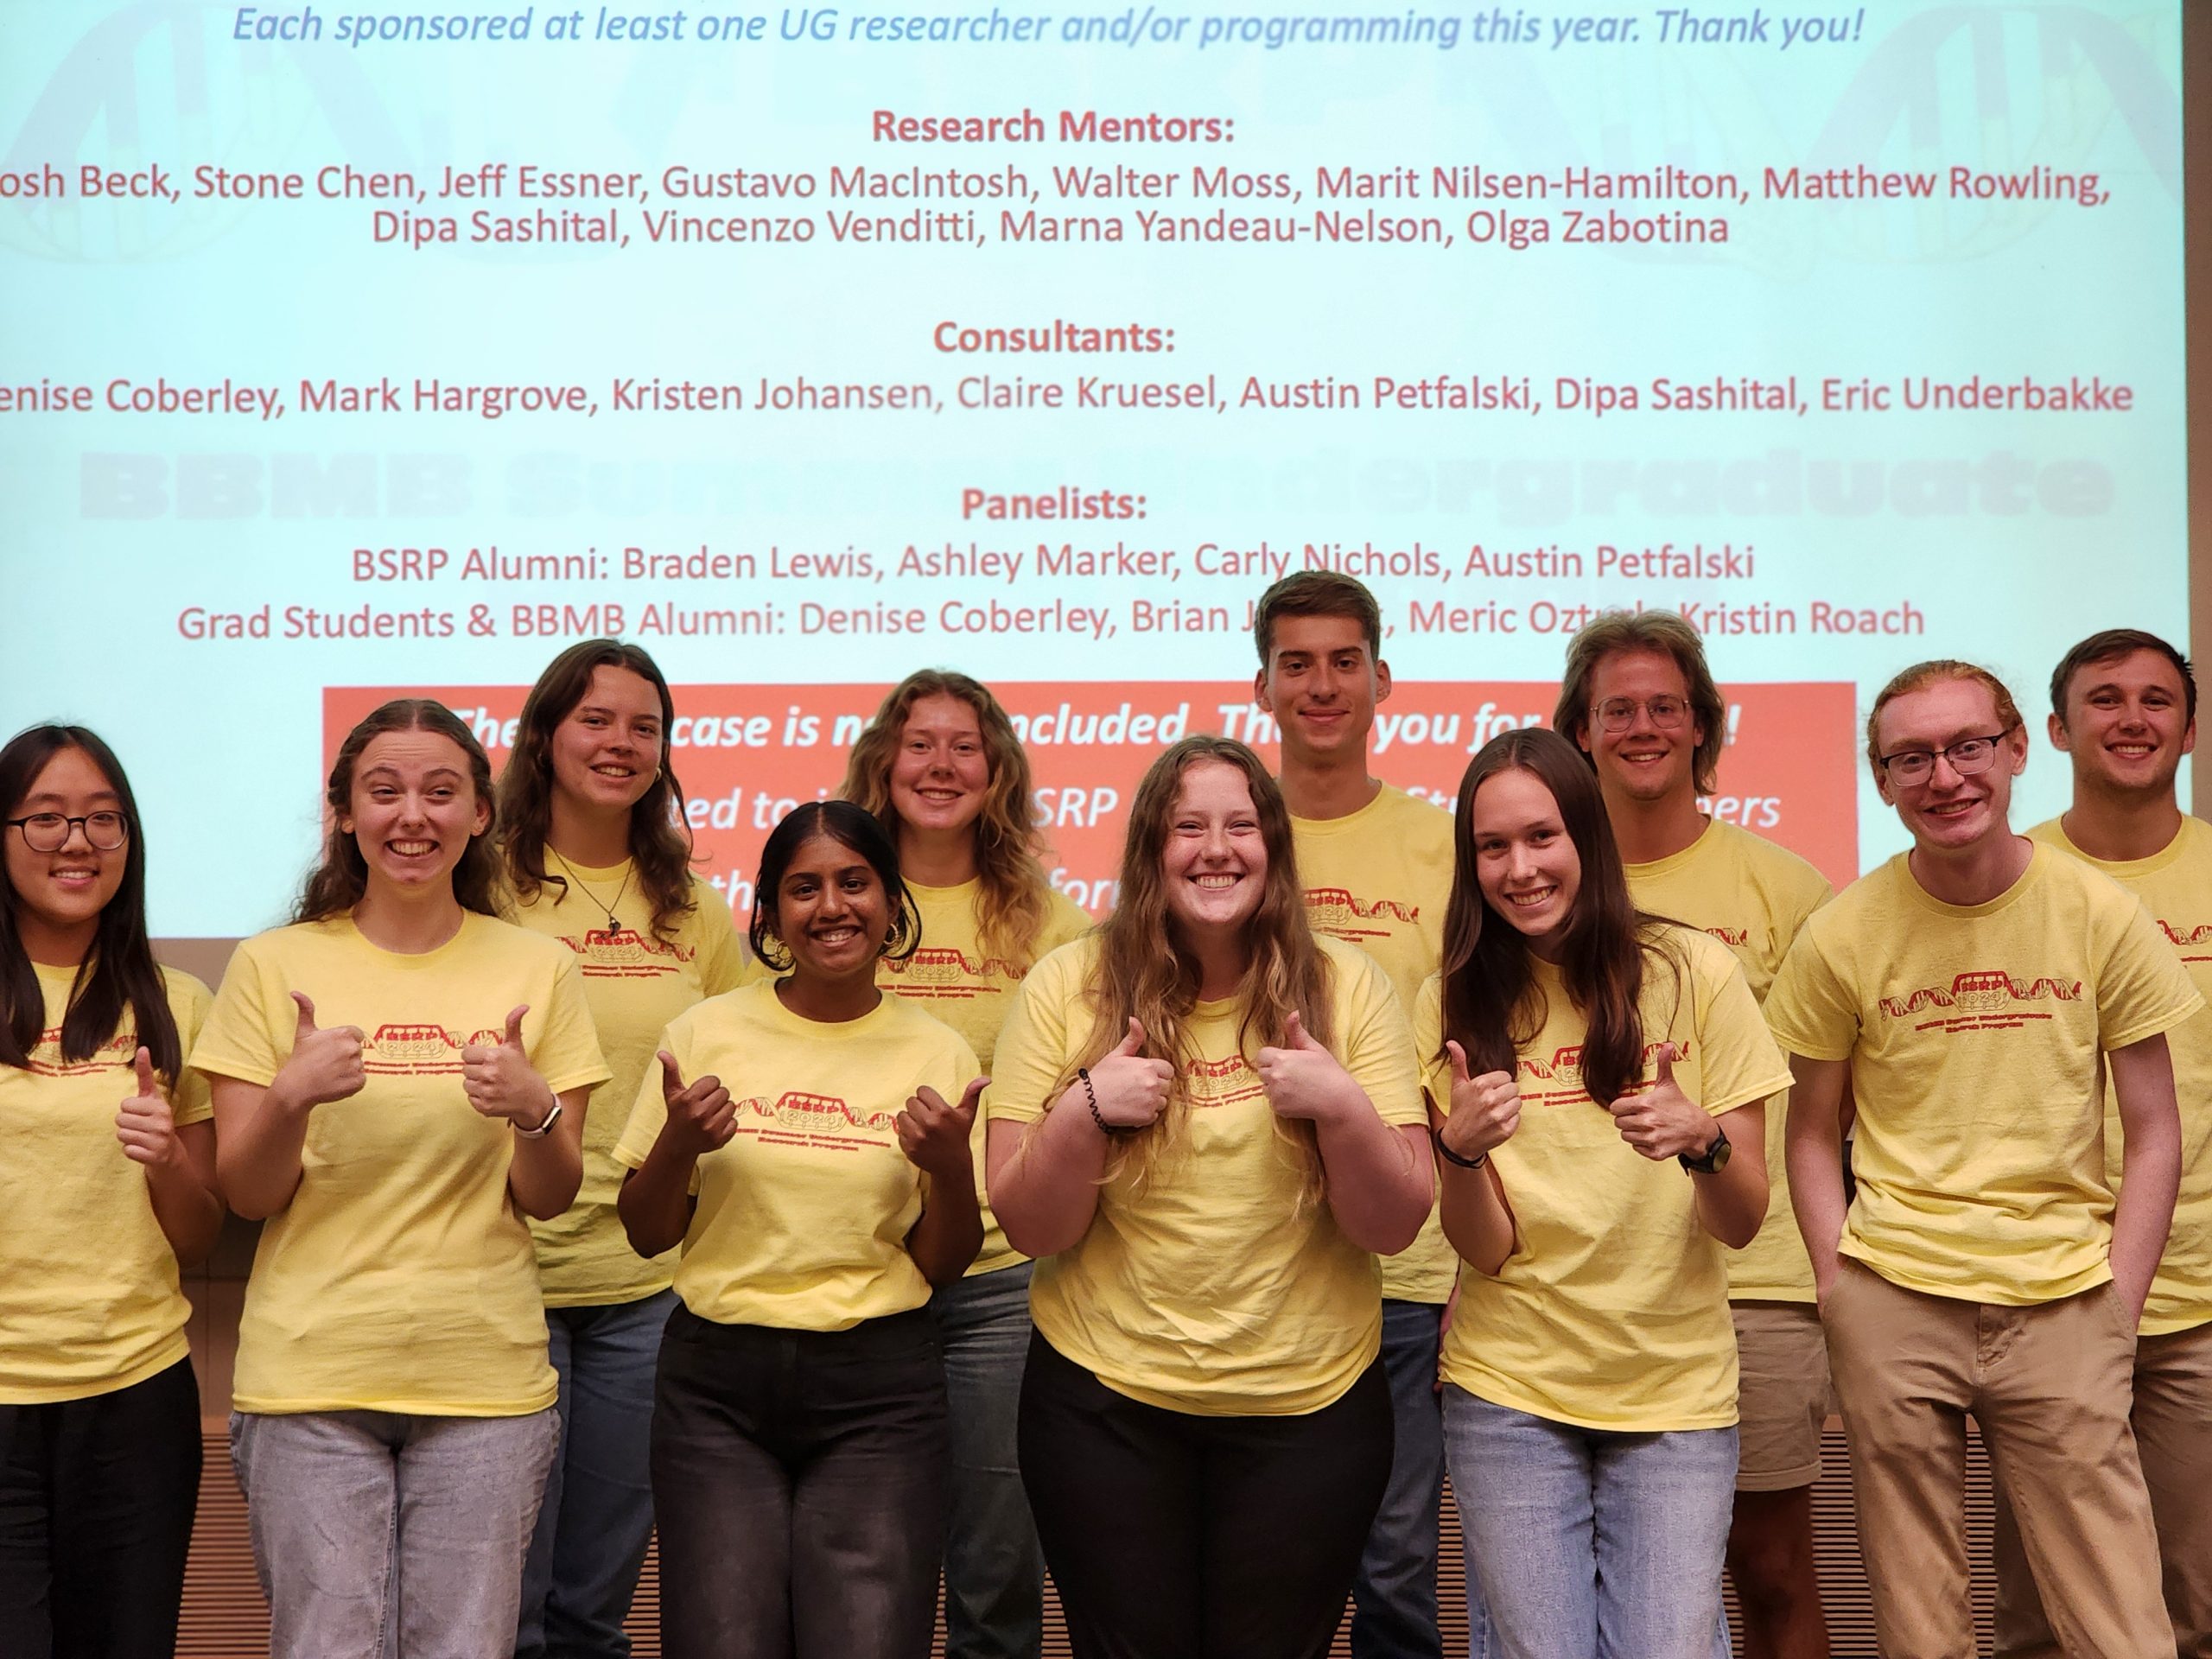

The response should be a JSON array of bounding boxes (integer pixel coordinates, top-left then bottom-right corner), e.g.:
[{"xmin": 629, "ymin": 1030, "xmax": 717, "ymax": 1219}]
[
  {"xmin": 649, "ymin": 1305, "xmax": 949, "ymax": 1659},
  {"xmin": 1018, "ymin": 1332, "xmax": 1394, "ymax": 1659},
  {"xmin": 0, "ymin": 1358, "xmax": 202, "ymax": 1659}
]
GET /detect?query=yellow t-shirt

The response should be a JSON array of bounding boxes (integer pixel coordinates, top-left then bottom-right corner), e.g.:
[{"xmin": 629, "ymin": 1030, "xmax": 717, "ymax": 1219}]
[
  {"xmin": 1420, "ymin": 927, "xmax": 1792, "ymax": 1431},
  {"xmin": 1292, "ymin": 785, "xmax": 1459, "ymax": 1303},
  {"xmin": 194, "ymin": 914, "xmax": 611, "ymax": 1415},
  {"xmin": 1765, "ymin": 845, "xmax": 2203, "ymax": 1306},
  {"xmin": 988, "ymin": 934, "xmax": 1424, "ymax": 1416},
  {"xmin": 881, "ymin": 878, "xmax": 1091, "ymax": 1279},
  {"xmin": 613, "ymin": 981, "xmax": 979, "ymax": 1331},
  {"xmin": 1624, "ymin": 819, "xmax": 1832, "ymax": 1303},
  {"xmin": 0, "ymin": 964, "xmax": 214, "ymax": 1405},
  {"xmin": 507, "ymin": 858, "xmax": 747, "ymax": 1306},
  {"xmin": 2028, "ymin": 815, "xmax": 2212, "ymax": 1334}
]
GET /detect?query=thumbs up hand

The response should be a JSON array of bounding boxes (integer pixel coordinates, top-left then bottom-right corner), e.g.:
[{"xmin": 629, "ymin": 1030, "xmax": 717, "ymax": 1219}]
[
  {"xmin": 115, "ymin": 1046, "xmax": 184, "ymax": 1170},
  {"xmin": 898, "ymin": 1076, "xmax": 988, "ymax": 1179},
  {"xmin": 275, "ymin": 991, "xmax": 366, "ymax": 1111},
  {"xmin": 1606, "ymin": 1044, "xmax": 1711, "ymax": 1160},
  {"xmin": 1255, "ymin": 1010, "xmax": 1363, "ymax": 1125},
  {"xmin": 656, "ymin": 1050, "xmax": 736, "ymax": 1157},
  {"xmin": 1429, "ymin": 1039, "xmax": 1520, "ymax": 1166},
  {"xmin": 461, "ymin": 1005, "xmax": 553, "ymax": 1127},
  {"xmin": 1082, "ymin": 1017, "xmax": 1175, "ymax": 1131}
]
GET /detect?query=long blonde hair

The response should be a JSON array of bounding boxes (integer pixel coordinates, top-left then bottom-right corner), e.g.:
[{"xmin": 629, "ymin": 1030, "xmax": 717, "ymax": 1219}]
[
  {"xmin": 1077, "ymin": 736, "xmax": 1333, "ymax": 1199},
  {"xmin": 840, "ymin": 671, "xmax": 1055, "ymax": 969}
]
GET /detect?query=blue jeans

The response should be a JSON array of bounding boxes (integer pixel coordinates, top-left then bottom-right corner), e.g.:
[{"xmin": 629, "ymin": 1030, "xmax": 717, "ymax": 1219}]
[
  {"xmin": 516, "ymin": 1289, "xmax": 676, "ymax": 1659},
  {"xmin": 1351, "ymin": 1300, "xmax": 1447, "ymax": 1659},
  {"xmin": 931, "ymin": 1261, "xmax": 1043, "ymax": 1659},
  {"xmin": 1442, "ymin": 1388, "xmax": 1737, "ymax": 1659}
]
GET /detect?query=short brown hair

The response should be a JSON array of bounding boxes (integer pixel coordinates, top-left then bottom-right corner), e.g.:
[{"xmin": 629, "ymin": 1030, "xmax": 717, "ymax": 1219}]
[
  {"xmin": 1554, "ymin": 611, "xmax": 1727, "ymax": 795},
  {"xmin": 2048, "ymin": 629, "xmax": 2196, "ymax": 725},
  {"xmin": 1865, "ymin": 660, "xmax": 2023, "ymax": 773},
  {"xmin": 1252, "ymin": 570, "xmax": 1381, "ymax": 666}
]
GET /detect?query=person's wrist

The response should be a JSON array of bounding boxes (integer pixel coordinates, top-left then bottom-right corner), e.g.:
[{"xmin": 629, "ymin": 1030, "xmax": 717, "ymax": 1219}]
[{"xmin": 1432, "ymin": 1126, "xmax": 1488, "ymax": 1170}]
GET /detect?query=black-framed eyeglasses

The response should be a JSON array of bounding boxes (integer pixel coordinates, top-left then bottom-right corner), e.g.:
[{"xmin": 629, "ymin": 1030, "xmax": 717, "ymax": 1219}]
[
  {"xmin": 1593, "ymin": 695, "xmax": 1689, "ymax": 732},
  {"xmin": 5, "ymin": 812, "xmax": 130, "ymax": 852},
  {"xmin": 1876, "ymin": 731, "xmax": 2013, "ymax": 787}
]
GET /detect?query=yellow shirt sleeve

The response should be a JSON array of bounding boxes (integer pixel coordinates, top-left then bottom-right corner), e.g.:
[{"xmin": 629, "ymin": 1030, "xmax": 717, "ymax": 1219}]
[
  {"xmin": 1764, "ymin": 918, "xmax": 1860, "ymax": 1063},
  {"xmin": 2095, "ymin": 898, "xmax": 2208, "ymax": 1051}
]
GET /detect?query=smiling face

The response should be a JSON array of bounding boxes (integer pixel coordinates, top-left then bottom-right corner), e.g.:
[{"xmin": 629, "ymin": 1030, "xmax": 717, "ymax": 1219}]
[
  {"xmin": 2052, "ymin": 647, "xmax": 2196, "ymax": 800},
  {"xmin": 887, "ymin": 692, "xmax": 991, "ymax": 841},
  {"xmin": 549, "ymin": 664, "xmax": 664, "ymax": 821},
  {"xmin": 771, "ymin": 831, "xmax": 893, "ymax": 983},
  {"xmin": 1580, "ymin": 646, "xmax": 1703, "ymax": 807},
  {"xmin": 1874, "ymin": 677, "xmax": 2026, "ymax": 854},
  {"xmin": 1160, "ymin": 759, "xmax": 1269, "ymax": 940},
  {"xmin": 1471, "ymin": 766, "xmax": 1582, "ymax": 959},
  {"xmin": 1255, "ymin": 613, "xmax": 1389, "ymax": 766},
  {"xmin": 4, "ymin": 746, "xmax": 127, "ymax": 963},
  {"xmin": 340, "ymin": 729, "xmax": 492, "ymax": 900}
]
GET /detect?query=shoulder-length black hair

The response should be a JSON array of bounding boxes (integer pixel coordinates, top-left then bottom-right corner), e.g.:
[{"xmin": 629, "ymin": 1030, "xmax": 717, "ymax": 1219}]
[
  {"xmin": 296, "ymin": 699, "xmax": 502, "ymax": 924},
  {"xmin": 0, "ymin": 725, "xmax": 181, "ymax": 1083},
  {"xmin": 748, "ymin": 800, "xmax": 920, "ymax": 973},
  {"xmin": 496, "ymin": 639, "xmax": 698, "ymax": 944},
  {"xmin": 1440, "ymin": 726, "xmax": 1669, "ymax": 1109}
]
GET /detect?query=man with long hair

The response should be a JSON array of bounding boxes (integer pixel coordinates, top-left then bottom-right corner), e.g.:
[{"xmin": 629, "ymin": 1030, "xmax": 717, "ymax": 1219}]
[
  {"xmin": 1554, "ymin": 612, "xmax": 1833, "ymax": 1659},
  {"xmin": 1991, "ymin": 630, "xmax": 2210, "ymax": 1659},
  {"xmin": 1251, "ymin": 571, "xmax": 1458, "ymax": 1659}
]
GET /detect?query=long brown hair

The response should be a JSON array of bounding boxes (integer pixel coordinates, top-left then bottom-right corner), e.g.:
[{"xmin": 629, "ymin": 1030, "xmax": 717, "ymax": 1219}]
[
  {"xmin": 840, "ymin": 670, "xmax": 1054, "ymax": 969},
  {"xmin": 1075, "ymin": 736, "xmax": 1332, "ymax": 1197},
  {"xmin": 0, "ymin": 726, "xmax": 181, "ymax": 1084},
  {"xmin": 497, "ymin": 640, "xmax": 697, "ymax": 944},
  {"xmin": 1440, "ymin": 728, "xmax": 1678, "ymax": 1109},
  {"xmin": 296, "ymin": 700, "xmax": 503, "ymax": 924}
]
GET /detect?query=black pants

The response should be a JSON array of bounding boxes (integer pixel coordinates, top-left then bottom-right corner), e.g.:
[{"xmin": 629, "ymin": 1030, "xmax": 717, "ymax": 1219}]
[
  {"xmin": 0, "ymin": 1358, "xmax": 202, "ymax": 1659},
  {"xmin": 1018, "ymin": 1332, "xmax": 1395, "ymax": 1659},
  {"xmin": 649, "ymin": 1305, "xmax": 949, "ymax": 1659}
]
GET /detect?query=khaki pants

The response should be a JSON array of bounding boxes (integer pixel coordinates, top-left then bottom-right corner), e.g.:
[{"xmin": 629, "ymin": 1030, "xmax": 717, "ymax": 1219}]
[
  {"xmin": 1993, "ymin": 1318, "xmax": 2212, "ymax": 1659},
  {"xmin": 1821, "ymin": 1260, "xmax": 2167, "ymax": 1659}
]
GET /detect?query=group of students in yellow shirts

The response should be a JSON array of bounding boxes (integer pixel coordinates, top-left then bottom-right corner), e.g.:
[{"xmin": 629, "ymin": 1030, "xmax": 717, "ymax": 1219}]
[{"xmin": 1, "ymin": 575, "xmax": 2205, "ymax": 1659}]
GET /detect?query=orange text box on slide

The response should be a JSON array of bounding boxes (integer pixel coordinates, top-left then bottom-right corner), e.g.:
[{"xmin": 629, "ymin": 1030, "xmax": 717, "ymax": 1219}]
[{"xmin": 323, "ymin": 681, "xmax": 1859, "ymax": 916}]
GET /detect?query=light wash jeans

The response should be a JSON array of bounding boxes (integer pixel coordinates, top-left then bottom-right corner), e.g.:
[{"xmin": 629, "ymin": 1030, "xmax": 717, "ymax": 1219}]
[
  {"xmin": 232, "ymin": 1407, "xmax": 560, "ymax": 1659},
  {"xmin": 1442, "ymin": 1387, "xmax": 1737, "ymax": 1659},
  {"xmin": 516, "ymin": 1288, "xmax": 677, "ymax": 1659},
  {"xmin": 931, "ymin": 1260, "xmax": 1044, "ymax": 1659}
]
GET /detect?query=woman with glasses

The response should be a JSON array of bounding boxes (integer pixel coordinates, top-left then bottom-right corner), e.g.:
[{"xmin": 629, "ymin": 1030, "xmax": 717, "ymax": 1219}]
[
  {"xmin": 0, "ymin": 725, "xmax": 224, "ymax": 1658},
  {"xmin": 194, "ymin": 699, "xmax": 609, "ymax": 1659},
  {"xmin": 495, "ymin": 641, "xmax": 749, "ymax": 1659},
  {"xmin": 1423, "ymin": 727, "xmax": 1783, "ymax": 1658},
  {"xmin": 838, "ymin": 670, "xmax": 1092, "ymax": 1659}
]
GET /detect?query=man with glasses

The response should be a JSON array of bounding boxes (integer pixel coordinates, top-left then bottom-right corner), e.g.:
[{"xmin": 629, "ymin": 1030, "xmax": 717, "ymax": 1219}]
[
  {"xmin": 1988, "ymin": 629, "xmax": 2210, "ymax": 1659},
  {"xmin": 1554, "ymin": 612, "xmax": 1834, "ymax": 1659},
  {"xmin": 1765, "ymin": 658, "xmax": 2193, "ymax": 1656}
]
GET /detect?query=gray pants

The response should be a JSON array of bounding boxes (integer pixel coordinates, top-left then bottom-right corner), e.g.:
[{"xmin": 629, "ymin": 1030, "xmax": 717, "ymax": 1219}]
[{"xmin": 231, "ymin": 1407, "xmax": 560, "ymax": 1659}]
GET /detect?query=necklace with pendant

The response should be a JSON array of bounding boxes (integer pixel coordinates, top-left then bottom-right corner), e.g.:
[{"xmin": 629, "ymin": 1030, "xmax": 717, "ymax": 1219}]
[{"xmin": 549, "ymin": 847, "xmax": 633, "ymax": 941}]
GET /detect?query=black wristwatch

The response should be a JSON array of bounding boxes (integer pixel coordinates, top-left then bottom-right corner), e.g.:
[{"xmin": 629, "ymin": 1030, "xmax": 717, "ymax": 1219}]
[{"xmin": 1679, "ymin": 1123, "xmax": 1732, "ymax": 1175}]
